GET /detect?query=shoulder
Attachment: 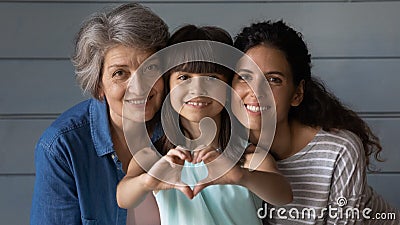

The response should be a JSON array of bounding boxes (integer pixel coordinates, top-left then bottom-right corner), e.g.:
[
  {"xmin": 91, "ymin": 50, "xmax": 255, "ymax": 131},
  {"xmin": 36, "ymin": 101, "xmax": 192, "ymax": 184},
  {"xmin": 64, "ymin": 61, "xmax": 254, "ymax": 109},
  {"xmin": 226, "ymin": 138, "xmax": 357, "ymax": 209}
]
[
  {"xmin": 37, "ymin": 99, "xmax": 93, "ymax": 152},
  {"xmin": 316, "ymin": 129, "xmax": 366, "ymax": 170},
  {"xmin": 314, "ymin": 129, "xmax": 364, "ymax": 155}
]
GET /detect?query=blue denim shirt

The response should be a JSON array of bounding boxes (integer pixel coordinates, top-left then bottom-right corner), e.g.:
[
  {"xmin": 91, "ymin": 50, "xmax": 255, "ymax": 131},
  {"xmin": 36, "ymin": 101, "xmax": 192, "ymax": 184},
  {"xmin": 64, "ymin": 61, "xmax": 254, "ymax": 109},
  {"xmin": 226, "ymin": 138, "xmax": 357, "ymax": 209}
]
[{"xmin": 30, "ymin": 98, "xmax": 163, "ymax": 225}]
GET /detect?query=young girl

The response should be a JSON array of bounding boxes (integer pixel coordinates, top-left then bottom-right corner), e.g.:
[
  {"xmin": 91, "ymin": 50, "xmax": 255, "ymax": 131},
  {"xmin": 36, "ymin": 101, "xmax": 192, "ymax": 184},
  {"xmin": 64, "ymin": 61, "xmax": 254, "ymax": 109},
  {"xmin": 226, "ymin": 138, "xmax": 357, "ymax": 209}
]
[
  {"xmin": 117, "ymin": 25, "xmax": 292, "ymax": 225},
  {"xmin": 233, "ymin": 20, "xmax": 400, "ymax": 224}
]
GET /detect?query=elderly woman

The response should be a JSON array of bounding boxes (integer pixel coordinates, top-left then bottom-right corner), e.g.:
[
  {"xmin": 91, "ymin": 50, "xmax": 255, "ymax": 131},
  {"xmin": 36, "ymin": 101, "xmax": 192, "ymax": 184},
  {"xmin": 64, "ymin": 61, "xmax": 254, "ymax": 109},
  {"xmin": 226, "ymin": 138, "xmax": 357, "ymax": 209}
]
[{"xmin": 30, "ymin": 3, "xmax": 169, "ymax": 225}]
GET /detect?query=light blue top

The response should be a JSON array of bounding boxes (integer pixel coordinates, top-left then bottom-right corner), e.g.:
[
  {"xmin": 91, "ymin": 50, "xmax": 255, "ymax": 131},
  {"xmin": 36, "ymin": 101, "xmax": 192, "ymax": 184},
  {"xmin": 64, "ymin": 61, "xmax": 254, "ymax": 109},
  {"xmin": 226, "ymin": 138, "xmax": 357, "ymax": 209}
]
[{"xmin": 155, "ymin": 161, "xmax": 263, "ymax": 225}]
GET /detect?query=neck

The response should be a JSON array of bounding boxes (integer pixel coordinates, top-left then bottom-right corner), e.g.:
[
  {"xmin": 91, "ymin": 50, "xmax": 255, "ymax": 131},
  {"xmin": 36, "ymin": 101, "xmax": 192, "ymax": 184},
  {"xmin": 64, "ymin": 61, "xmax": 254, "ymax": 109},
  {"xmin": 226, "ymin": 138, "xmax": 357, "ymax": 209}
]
[
  {"xmin": 180, "ymin": 114, "xmax": 221, "ymax": 149},
  {"xmin": 249, "ymin": 130, "xmax": 260, "ymax": 147},
  {"xmin": 269, "ymin": 120, "xmax": 319, "ymax": 160},
  {"xmin": 108, "ymin": 112, "xmax": 132, "ymax": 173}
]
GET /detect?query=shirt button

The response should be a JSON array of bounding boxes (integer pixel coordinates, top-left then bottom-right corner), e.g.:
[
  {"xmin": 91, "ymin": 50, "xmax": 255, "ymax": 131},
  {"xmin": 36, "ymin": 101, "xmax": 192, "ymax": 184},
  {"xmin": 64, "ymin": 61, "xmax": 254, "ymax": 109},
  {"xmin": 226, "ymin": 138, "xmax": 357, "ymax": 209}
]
[{"xmin": 111, "ymin": 154, "xmax": 116, "ymax": 159}]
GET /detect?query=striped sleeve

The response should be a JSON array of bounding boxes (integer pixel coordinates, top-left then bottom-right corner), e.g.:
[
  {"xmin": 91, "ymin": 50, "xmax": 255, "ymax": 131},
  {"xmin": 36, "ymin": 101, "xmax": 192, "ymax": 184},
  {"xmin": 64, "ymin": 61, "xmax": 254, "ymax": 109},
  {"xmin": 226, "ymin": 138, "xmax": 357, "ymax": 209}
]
[{"xmin": 326, "ymin": 131, "xmax": 366, "ymax": 224}]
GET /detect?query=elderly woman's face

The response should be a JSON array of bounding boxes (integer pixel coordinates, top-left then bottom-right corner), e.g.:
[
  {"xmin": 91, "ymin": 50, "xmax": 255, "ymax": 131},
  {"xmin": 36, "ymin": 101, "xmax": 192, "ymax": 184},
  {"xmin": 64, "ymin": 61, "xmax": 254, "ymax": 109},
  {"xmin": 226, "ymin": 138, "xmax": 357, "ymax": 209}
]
[{"xmin": 100, "ymin": 45, "xmax": 164, "ymax": 125}]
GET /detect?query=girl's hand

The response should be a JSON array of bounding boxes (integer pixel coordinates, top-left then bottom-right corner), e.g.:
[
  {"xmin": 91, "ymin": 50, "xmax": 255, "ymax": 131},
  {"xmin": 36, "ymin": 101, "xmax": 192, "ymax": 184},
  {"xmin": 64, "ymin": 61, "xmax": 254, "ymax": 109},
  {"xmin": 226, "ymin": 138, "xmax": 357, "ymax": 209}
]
[
  {"xmin": 191, "ymin": 145, "xmax": 220, "ymax": 164},
  {"xmin": 144, "ymin": 146, "xmax": 194, "ymax": 199},
  {"xmin": 192, "ymin": 148, "xmax": 245, "ymax": 196}
]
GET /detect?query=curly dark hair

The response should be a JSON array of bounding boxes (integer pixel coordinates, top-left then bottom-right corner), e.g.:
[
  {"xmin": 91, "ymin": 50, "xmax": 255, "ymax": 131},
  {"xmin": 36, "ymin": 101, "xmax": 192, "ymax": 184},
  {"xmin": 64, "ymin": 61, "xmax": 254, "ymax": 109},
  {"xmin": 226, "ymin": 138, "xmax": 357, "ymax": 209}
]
[{"xmin": 234, "ymin": 20, "xmax": 382, "ymax": 170}]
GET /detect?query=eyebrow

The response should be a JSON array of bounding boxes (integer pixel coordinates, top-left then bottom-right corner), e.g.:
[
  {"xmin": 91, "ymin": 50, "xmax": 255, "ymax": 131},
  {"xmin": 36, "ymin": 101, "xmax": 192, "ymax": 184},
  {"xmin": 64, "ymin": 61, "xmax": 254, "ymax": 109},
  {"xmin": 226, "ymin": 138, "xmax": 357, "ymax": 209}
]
[
  {"xmin": 236, "ymin": 68, "xmax": 254, "ymax": 74},
  {"xmin": 237, "ymin": 68, "xmax": 286, "ymax": 77},
  {"xmin": 107, "ymin": 64, "xmax": 129, "ymax": 70},
  {"xmin": 264, "ymin": 71, "xmax": 286, "ymax": 77}
]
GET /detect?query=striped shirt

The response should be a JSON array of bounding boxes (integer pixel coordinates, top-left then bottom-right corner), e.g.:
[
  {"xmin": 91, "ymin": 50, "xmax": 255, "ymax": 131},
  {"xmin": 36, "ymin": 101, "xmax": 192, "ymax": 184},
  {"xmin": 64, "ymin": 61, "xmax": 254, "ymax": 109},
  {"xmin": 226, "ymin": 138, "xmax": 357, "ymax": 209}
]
[{"xmin": 263, "ymin": 129, "xmax": 399, "ymax": 225}]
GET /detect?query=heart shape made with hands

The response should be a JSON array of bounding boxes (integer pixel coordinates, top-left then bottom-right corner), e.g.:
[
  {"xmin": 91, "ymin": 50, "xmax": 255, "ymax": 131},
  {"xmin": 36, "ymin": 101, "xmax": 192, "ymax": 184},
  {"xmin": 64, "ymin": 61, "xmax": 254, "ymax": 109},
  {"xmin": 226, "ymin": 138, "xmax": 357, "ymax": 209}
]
[{"xmin": 147, "ymin": 145, "xmax": 244, "ymax": 200}]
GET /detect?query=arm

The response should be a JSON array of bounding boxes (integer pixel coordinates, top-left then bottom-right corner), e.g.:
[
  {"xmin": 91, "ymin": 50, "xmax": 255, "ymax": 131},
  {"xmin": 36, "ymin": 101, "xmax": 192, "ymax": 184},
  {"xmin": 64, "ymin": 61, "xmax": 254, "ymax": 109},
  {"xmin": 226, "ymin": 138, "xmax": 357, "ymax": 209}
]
[
  {"xmin": 117, "ymin": 147, "xmax": 193, "ymax": 209},
  {"xmin": 239, "ymin": 152, "xmax": 293, "ymax": 206},
  {"xmin": 30, "ymin": 142, "xmax": 81, "ymax": 225},
  {"xmin": 325, "ymin": 135, "xmax": 366, "ymax": 224},
  {"xmin": 116, "ymin": 155, "xmax": 150, "ymax": 209},
  {"xmin": 192, "ymin": 146, "xmax": 293, "ymax": 206}
]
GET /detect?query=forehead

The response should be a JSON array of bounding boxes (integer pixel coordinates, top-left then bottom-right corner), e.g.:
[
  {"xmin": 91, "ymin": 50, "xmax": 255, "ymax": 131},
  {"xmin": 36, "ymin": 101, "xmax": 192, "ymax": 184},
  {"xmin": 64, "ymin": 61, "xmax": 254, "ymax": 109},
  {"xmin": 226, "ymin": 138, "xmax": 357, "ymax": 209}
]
[
  {"xmin": 241, "ymin": 45, "xmax": 292, "ymax": 77},
  {"xmin": 103, "ymin": 45, "xmax": 154, "ymax": 64}
]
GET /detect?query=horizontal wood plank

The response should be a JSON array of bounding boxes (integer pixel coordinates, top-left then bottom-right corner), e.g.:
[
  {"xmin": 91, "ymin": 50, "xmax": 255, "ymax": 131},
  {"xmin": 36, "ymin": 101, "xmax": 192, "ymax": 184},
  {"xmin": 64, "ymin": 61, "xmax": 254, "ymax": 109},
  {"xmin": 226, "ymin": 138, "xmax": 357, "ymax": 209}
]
[
  {"xmin": 0, "ymin": 60, "xmax": 86, "ymax": 114},
  {"xmin": 0, "ymin": 2, "xmax": 399, "ymax": 58},
  {"xmin": 0, "ymin": 176, "xmax": 35, "ymax": 225},
  {"xmin": 367, "ymin": 174, "xmax": 400, "ymax": 209}
]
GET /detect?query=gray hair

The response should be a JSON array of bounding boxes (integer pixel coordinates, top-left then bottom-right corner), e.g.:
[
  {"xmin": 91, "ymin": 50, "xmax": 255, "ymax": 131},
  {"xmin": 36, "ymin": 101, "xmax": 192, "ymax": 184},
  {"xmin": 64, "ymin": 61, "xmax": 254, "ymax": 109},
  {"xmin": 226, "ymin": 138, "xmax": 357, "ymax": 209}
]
[{"xmin": 72, "ymin": 3, "xmax": 169, "ymax": 99}]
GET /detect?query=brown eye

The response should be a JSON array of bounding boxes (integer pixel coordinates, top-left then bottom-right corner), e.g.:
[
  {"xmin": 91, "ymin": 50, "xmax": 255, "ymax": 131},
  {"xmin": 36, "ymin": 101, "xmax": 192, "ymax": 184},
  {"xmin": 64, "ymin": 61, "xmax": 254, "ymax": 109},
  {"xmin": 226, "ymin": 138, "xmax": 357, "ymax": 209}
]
[
  {"xmin": 237, "ymin": 73, "xmax": 252, "ymax": 82},
  {"xmin": 177, "ymin": 74, "xmax": 189, "ymax": 81},
  {"xmin": 206, "ymin": 75, "xmax": 218, "ymax": 81},
  {"xmin": 267, "ymin": 76, "xmax": 282, "ymax": 83},
  {"xmin": 112, "ymin": 70, "xmax": 128, "ymax": 78}
]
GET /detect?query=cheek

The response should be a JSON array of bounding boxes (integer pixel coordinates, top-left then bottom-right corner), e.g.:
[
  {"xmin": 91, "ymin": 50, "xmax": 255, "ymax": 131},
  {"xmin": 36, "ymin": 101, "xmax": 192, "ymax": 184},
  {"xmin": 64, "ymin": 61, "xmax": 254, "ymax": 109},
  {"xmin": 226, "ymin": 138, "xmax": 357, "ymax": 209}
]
[
  {"xmin": 152, "ymin": 78, "xmax": 164, "ymax": 94},
  {"xmin": 102, "ymin": 80, "xmax": 126, "ymax": 100},
  {"xmin": 208, "ymin": 86, "xmax": 227, "ymax": 105},
  {"xmin": 231, "ymin": 85, "xmax": 247, "ymax": 101},
  {"xmin": 169, "ymin": 88, "xmax": 185, "ymax": 113}
]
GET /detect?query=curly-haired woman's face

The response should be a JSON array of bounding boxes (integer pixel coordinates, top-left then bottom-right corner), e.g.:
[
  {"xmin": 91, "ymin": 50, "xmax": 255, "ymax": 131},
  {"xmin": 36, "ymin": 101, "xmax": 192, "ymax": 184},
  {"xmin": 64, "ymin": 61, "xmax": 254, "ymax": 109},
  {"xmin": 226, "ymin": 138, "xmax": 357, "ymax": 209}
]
[
  {"xmin": 232, "ymin": 45, "xmax": 303, "ymax": 130},
  {"xmin": 100, "ymin": 45, "xmax": 164, "ymax": 126}
]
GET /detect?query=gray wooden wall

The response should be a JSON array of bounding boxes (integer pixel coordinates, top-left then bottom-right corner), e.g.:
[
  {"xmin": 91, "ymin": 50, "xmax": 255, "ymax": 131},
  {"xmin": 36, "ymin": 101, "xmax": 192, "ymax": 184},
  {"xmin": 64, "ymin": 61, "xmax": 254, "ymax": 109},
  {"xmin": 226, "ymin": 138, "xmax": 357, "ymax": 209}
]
[{"xmin": 1, "ymin": 0, "xmax": 399, "ymax": 224}]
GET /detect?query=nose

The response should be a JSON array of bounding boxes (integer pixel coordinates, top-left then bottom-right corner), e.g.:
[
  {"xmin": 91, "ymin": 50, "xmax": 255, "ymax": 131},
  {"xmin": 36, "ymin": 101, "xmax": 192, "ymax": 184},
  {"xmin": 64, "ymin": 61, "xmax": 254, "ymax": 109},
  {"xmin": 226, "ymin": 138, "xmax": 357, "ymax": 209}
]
[
  {"xmin": 127, "ymin": 72, "xmax": 149, "ymax": 96},
  {"xmin": 189, "ymin": 77, "xmax": 207, "ymax": 96},
  {"xmin": 250, "ymin": 77, "xmax": 268, "ymax": 100}
]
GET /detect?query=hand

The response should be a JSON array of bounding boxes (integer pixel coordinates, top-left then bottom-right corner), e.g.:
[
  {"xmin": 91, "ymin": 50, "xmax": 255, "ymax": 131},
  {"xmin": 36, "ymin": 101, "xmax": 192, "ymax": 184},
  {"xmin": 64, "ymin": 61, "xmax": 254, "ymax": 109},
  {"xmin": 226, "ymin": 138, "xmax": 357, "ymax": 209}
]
[
  {"xmin": 191, "ymin": 145, "xmax": 220, "ymax": 164},
  {"xmin": 192, "ymin": 148, "xmax": 245, "ymax": 196},
  {"xmin": 145, "ymin": 146, "xmax": 194, "ymax": 199}
]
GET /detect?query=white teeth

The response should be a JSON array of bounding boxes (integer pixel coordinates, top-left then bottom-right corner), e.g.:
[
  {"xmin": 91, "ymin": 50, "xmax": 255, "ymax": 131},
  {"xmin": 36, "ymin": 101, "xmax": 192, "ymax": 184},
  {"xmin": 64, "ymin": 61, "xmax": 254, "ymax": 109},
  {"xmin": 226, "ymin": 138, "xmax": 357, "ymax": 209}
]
[
  {"xmin": 186, "ymin": 101, "xmax": 209, "ymax": 107},
  {"xmin": 245, "ymin": 104, "xmax": 269, "ymax": 112},
  {"xmin": 126, "ymin": 99, "xmax": 147, "ymax": 105}
]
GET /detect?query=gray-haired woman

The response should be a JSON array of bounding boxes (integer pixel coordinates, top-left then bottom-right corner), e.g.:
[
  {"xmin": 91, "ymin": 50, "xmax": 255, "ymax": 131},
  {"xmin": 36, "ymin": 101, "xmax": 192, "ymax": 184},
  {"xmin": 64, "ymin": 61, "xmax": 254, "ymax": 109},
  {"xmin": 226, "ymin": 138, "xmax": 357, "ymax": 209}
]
[{"xmin": 30, "ymin": 3, "xmax": 169, "ymax": 225}]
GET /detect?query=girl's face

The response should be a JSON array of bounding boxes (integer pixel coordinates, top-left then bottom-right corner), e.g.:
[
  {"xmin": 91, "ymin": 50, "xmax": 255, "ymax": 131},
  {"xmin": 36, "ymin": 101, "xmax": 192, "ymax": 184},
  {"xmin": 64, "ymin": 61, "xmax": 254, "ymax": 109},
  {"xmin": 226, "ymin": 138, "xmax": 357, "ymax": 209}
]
[
  {"xmin": 169, "ymin": 71, "xmax": 229, "ymax": 123},
  {"xmin": 232, "ymin": 45, "xmax": 304, "ymax": 131},
  {"xmin": 101, "ymin": 45, "xmax": 164, "ymax": 125}
]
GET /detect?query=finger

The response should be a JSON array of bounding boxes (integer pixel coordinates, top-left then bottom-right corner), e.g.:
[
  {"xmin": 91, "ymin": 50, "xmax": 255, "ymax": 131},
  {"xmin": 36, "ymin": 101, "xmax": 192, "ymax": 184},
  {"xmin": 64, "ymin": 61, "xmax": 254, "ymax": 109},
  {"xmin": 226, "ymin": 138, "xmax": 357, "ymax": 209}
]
[
  {"xmin": 167, "ymin": 149, "xmax": 188, "ymax": 160},
  {"xmin": 176, "ymin": 145, "xmax": 189, "ymax": 152},
  {"xmin": 176, "ymin": 146, "xmax": 193, "ymax": 162},
  {"xmin": 245, "ymin": 143, "xmax": 256, "ymax": 153},
  {"xmin": 164, "ymin": 155, "xmax": 186, "ymax": 168},
  {"xmin": 192, "ymin": 145, "xmax": 206, "ymax": 163},
  {"xmin": 162, "ymin": 155, "xmax": 177, "ymax": 168},
  {"xmin": 196, "ymin": 146, "xmax": 215, "ymax": 163},
  {"xmin": 175, "ymin": 183, "xmax": 194, "ymax": 199},
  {"xmin": 193, "ymin": 177, "xmax": 213, "ymax": 196},
  {"xmin": 193, "ymin": 184, "xmax": 206, "ymax": 197},
  {"xmin": 190, "ymin": 151, "xmax": 197, "ymax": 163},
  {"xmin": 201, "ymin": 150, "xmax": 219, "ymax": 163}
]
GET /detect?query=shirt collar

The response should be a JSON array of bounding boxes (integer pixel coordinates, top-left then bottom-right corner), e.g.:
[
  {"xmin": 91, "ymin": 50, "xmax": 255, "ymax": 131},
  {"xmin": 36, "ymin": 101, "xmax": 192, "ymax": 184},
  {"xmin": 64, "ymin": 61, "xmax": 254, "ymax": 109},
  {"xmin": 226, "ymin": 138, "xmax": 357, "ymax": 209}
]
[{"xmin": 89, "ymin": 98, "xmax": 115, "ymax": 157}]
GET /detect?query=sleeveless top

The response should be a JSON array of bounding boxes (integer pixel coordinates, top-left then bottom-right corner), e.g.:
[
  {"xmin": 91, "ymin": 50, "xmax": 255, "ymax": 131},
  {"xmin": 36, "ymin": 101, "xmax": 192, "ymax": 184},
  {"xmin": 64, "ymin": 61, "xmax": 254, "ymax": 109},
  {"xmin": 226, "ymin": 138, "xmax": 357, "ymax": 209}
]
[{"xmin": 155, "ymin": 161, "xmax": 263, "ymax": 225}]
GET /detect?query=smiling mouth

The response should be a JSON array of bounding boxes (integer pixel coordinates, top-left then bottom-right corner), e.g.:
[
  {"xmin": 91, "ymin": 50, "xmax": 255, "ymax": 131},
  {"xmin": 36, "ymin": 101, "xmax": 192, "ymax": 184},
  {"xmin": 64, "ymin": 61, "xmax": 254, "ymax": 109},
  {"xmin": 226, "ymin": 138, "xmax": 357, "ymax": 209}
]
[
  {"xmin": 184, "ymin": 97, "xmax": 212, "ymax": 108},
  {"xmin": 244, "ymin": 104, "xmax": 270, "ymax": 113},
  {"xmin": 185, "ymin": 101, "xmax": 210, "ymax": 107},
  {"xmin": 125, "ymin": 94, "xmax": 153, "ymax": 105}
]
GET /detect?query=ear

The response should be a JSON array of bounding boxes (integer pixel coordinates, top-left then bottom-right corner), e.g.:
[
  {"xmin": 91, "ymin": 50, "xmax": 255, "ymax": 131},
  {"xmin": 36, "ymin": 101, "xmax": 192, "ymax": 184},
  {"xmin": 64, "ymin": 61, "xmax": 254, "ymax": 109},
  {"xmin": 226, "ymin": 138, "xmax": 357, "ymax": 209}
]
[
  {"xmin": 291, "ymin": 80, "xmax": 305, "ymax": 107},
  {"xmin": 97, "ymin": 82, "xmax": 105, "ymax": 100}
]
